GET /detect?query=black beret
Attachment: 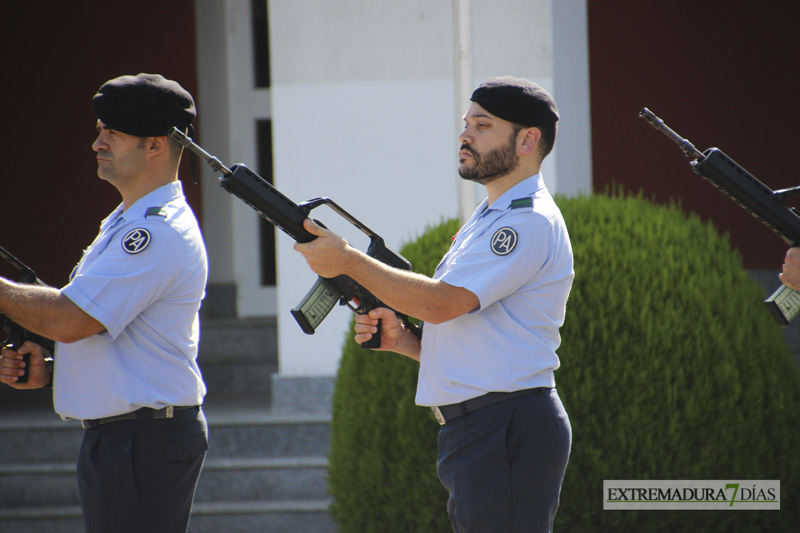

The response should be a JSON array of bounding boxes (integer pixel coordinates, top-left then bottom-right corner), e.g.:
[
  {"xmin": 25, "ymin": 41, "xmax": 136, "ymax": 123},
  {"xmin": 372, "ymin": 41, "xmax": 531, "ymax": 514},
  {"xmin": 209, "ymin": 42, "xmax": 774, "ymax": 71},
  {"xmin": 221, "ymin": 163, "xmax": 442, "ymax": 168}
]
[
  {"xmin": 92, "ymin": 73, "xmax": 196, "ymax": 137},
  {"xmin": 470, "ymin": 76, "xmax": 559, "ymax": 127}
]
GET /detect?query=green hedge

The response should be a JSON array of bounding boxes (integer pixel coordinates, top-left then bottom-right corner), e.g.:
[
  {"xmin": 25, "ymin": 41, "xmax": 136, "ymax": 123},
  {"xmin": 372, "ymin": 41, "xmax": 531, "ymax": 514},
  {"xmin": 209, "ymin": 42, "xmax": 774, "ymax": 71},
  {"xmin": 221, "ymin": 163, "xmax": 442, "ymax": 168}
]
[
  {"xmin": 554, "ymin": 192, "xmax": 800, "ymax": 531},
  {"xmin": 327, "ymin": 192, "xmax": 800, "ymax": 532},
  {"xmin": 327, "ymin": 217, "xmax": 459, "ymax": 532}
]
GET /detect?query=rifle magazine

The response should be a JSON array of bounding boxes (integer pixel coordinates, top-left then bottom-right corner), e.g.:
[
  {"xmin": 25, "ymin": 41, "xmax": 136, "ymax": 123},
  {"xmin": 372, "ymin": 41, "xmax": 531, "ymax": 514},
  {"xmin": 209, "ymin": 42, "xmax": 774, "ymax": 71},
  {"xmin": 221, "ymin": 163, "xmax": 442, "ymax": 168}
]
[
  {"xmin": 764, "ymin": 283, "xmax": 800, "ymax": 327},
  {"xmin": 291, "ymin": 277, "xmax": 341, "ymax": 334}
]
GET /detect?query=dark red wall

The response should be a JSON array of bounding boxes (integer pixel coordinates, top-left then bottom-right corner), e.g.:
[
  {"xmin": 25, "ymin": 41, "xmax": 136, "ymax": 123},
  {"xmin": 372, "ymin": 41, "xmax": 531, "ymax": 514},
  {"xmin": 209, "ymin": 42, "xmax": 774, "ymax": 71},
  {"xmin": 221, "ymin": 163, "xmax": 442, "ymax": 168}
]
[
  {"xmin": 1, "ymin": 2, "xmax": 199, "ymax": 286},
  {"xmin": 4, "ymin": 2, "xmax": 797, "ymax": 284},
  {"xmin": 588, "ymin": 1, "xmax": 800, "ymax": 269}
]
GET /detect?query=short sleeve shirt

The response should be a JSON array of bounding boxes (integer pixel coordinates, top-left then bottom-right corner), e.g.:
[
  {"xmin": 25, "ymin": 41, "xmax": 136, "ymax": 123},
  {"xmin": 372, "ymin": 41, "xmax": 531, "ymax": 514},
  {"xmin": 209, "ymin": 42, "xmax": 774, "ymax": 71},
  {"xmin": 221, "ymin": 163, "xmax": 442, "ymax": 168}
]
[
  {"xmin": 415, "ymin": 174, "xmax": 574, "ymax": 406},
  {"xmin": 55, "ymin": 181, "xmax": 208, "ymax": 420}
]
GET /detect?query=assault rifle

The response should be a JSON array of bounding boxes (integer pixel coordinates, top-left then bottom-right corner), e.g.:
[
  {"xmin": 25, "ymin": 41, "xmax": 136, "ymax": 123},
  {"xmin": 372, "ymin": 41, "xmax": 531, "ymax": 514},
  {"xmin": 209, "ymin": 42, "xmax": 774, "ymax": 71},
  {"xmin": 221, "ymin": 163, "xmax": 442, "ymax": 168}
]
[
  {"xmin": 0, "ymin": 245, "xmax": 55, "ymax": 382},
  {"xmin": 168, "ymin": 128, "xmax": 422, "ymax": 348},
  {"xmin": 640, "ymin": 108, "xmax": 800, "ymax": 326}
]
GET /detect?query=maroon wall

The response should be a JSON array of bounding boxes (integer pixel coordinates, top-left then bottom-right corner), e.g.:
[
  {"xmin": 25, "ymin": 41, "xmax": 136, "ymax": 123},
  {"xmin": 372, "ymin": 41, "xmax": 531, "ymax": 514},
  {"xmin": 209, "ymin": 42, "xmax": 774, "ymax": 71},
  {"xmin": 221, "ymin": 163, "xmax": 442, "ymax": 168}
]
[
  {"xmin": 4, "ymin": 2, "xmax": 797, "ymax": 282},
  {"xmin": 1, "ymin": 2, "xmax": 199, "ymax": 286},
  {"xmin": 588, "ymin": 2, "xmax": 800, "ymax": 269}
]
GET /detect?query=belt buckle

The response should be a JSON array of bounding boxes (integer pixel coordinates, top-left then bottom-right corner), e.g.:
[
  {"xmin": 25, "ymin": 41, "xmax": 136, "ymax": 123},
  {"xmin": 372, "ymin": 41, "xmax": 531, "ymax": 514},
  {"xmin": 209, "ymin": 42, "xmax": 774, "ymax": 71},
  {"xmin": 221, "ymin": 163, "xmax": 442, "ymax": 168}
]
[{"xmin": 431, "ymin": 406, "xmax": 446, "ymax": 425}]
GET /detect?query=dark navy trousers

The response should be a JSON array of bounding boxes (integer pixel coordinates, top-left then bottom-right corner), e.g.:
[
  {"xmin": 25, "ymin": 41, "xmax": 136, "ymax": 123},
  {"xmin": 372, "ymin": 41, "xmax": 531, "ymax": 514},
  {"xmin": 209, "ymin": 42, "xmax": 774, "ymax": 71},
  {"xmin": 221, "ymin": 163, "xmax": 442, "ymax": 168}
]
[
  {"xmin": 77, "ymin": 408, "xmax": 208, "ymax": 533},
  {"xmin": 436, "ymin": 388, "xmax": 571, "ymax": 533}
]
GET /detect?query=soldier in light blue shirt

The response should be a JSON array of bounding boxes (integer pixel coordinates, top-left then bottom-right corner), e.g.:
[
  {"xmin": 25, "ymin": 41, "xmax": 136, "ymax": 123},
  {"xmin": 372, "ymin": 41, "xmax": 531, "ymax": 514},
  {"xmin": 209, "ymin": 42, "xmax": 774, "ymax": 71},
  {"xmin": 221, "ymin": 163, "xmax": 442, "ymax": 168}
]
[
  {"xmin": 56, "ymin": 180, "xmax": 207, "ymax": 421},
  {"xmin": 0, "ymin": 73, "xmax": 208, "ymax": 532},
  {"xmin": 295, "ymin": 76, "xmax": 573, "ymax": 532},
  {"xmin": 415, "ymin": 172, "xmax": 573, "ymax": 408}
]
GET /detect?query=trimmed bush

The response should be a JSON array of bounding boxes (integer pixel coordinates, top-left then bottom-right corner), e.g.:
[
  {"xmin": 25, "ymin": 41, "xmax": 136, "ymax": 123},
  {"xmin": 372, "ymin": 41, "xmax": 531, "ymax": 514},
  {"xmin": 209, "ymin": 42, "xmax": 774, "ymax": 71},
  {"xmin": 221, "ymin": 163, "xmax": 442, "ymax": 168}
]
[
  {"xmin": 327, "ymin": 192, "xmax": 800, "ymax": 532},
  {"xmin": 554, "ymin": 191, "xmax": 800, "ymax": 531},
  {"xmin": 327, "ymin": 217, "xmax": 459, "ymax": 533}
]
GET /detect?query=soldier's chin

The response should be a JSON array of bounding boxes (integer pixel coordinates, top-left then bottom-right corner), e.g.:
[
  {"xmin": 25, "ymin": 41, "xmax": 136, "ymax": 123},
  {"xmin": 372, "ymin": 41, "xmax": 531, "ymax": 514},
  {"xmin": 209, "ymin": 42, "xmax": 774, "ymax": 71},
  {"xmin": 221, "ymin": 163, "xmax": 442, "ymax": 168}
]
[{"xmin": 459, "ymin": 168, "xmax": 496, "ymax": 185}]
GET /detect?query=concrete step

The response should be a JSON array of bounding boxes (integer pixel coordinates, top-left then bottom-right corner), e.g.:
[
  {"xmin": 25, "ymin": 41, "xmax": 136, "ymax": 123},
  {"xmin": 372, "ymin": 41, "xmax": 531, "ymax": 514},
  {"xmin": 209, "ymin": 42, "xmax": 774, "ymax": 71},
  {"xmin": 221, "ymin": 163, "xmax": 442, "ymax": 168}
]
[
  {"xmin": 0, "ymin": 316, "xmax": 337, "ymax": 532},
  {"xmin": 0, "ymin": 452, "xmax": 337, "ymax": 533},
  {"xmin": 198, "ymin": 317, "xmax": 278, "ymax": 362},
  {"xmin": 0, "ymin": 463, "xmax": 80, "ymax": 508},
  {"xmin": 198, "ymin": 317, "xmax": 279, "ymax": 396},
  {"xmin": 196, "ymin": 456, "xmax": 330, "ymax": 503},
  {"xmin": 189, "ymin": 500, "xmax": 337, "ymax": 533},
  {"xmin": 0, "ymin": 418, "xmax": 83, "ymax": 464},
  {"xmin": 206, "ymin": 411, "xmax": 332, "ymax": 459},
  {"xmin": 0, "ymin": 400, "xmax": 331, "ymax": 465},
  {"xmin": 0, "ymin": 394, "xmax": 334, "ymax": 532},
  {"xmin": 0, "ymin": 507, "xmax": 85, "ymax": 533},
  {"xmin": 0, "ymin": 500, "xmax": 337, "ymax": 533},
  {"xmin": 0, "ymin": 456, "xmax": 331, "ymax": 508}
]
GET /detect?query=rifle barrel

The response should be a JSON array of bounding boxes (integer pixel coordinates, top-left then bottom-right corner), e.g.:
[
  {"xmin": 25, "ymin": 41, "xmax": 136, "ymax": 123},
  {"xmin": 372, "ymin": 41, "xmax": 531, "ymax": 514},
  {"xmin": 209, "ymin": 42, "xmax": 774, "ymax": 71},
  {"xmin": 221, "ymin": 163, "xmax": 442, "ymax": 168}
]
[
  {"xmin": 639, "ymin": 108, "xmax": 704, "ymax": 160},
  {"xmin": 168, "ymin": 127, "xmax": 232, "ymax": 176}
]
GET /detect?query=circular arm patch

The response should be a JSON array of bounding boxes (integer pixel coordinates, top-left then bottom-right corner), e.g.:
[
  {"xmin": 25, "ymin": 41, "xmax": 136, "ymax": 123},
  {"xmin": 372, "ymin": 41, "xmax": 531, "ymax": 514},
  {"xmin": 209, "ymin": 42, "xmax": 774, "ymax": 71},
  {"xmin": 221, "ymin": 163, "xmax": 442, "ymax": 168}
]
[
  {"xmin": 122, "ymin": 228, "xmax": 152, "ymax": 254},
  {"xmin": 490, "ymin": 227, "xmax": 518, "ymax": 255}
]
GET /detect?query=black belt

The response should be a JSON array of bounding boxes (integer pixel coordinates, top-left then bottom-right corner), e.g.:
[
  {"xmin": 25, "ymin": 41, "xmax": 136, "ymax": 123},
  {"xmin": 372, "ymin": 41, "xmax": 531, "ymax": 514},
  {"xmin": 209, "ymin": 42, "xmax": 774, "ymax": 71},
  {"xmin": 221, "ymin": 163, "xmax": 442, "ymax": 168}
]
[
  {"xmin": 431, "ymin": 388, "xmax": 548, "ymax": 425},
  {"xmin": 81, "ymin": 405, "xmax": 200, "ymax": 430}
]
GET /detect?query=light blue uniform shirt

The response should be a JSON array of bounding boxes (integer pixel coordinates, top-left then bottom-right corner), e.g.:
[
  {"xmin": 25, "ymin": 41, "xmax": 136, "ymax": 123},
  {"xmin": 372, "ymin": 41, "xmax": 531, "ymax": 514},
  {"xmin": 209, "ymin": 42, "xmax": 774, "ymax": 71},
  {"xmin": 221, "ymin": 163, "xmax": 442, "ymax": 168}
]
[
  {"xmin": 55, "ymin": 181, "xmax": 208, "ymax": 420},
  {"xmin": 416, "ymin": 174, "xmax": 574, "ymax": 406}
]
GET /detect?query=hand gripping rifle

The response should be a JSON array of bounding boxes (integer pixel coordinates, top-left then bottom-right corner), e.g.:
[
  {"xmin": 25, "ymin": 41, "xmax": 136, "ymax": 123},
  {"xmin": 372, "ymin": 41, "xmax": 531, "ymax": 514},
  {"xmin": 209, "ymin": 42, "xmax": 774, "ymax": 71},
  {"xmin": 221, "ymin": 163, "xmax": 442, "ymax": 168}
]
[
  {"xmin": 640, "ymin": 108, "xmax": 800, "ymax": 326},
  {"xmin": 168, "ymin": 128, "xmax": 422, "ymax": 348},
  {"xmin": 0, "ymin": 245, "xmax": 55, "ymax": 382}
]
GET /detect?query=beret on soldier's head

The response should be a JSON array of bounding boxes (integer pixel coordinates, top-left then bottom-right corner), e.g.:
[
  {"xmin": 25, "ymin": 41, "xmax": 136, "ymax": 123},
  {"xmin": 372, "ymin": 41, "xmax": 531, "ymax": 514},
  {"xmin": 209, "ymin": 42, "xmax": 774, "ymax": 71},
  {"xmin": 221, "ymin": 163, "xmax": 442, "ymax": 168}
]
[
  {"xmin": 92, "ymin": 73, "xmax": 196, "ymax": 137},
  {"xmin": 470, "ymin": 76, "xmax": 559, "ymax": 127}
]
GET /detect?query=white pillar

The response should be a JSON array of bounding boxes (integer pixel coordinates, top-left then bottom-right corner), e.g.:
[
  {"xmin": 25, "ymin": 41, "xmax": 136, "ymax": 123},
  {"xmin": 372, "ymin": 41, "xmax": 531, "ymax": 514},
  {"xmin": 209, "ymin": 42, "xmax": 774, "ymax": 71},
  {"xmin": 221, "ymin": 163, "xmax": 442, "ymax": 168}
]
[{"xmin": 454, "ymin": 0, "xmax": 479, "ymax": 224}]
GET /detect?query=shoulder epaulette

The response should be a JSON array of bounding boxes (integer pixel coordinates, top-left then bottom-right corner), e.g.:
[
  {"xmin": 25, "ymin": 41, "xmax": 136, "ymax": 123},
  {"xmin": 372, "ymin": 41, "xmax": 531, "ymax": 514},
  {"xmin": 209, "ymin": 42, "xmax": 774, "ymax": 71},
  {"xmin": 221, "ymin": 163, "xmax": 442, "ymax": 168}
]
[
  {"xmin": 145, "ymin": 206, "xmax": 168, "ymax": 219},
  {"xmin": 510, "ymin": 197, "xmax": 533, "ymax": 209}
]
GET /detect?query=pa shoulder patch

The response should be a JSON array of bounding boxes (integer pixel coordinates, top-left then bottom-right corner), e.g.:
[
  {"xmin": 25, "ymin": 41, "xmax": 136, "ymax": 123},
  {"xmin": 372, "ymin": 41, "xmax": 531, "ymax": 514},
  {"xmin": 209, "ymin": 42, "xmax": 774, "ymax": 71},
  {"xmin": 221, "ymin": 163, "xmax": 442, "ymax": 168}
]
[
  {"xmin": 122, "ymin": 228, "xmax": 152, "ymax": 254},
  {"xmin": 490, "ymin": 227, "xmax": 518, "ymax": 256}
]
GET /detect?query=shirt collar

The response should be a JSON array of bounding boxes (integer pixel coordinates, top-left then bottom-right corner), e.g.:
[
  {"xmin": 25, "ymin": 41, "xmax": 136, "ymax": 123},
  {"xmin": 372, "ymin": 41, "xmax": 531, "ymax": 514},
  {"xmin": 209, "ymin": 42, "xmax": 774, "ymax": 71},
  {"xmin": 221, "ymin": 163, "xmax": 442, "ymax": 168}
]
[
  {"xmin": 100, "ymin": 181, "xmax": 183, "ymax": 231},
  {"xmin": 484, "ymin": 173, "xmax": 546, "ymax": 214},
  {"xmin": 121, "ymin": 181, "xmax": 183, "ymax": 221}
]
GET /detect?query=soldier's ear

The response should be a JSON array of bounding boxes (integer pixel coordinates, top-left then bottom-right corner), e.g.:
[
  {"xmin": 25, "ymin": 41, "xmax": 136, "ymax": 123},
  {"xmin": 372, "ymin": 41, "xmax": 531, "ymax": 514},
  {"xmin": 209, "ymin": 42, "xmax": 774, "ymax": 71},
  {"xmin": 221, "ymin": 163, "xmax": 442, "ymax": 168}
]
[{"xmin": 518, "ymin": 127, "xmax": 541, "ymax": 156}]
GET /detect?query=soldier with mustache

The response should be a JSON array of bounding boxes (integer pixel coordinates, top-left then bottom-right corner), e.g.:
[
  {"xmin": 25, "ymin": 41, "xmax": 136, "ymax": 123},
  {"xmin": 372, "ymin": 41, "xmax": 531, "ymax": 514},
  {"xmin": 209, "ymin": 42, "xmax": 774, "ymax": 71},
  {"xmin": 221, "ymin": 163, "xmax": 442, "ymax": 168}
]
[{"xmin": 296, "ymin": 76, "xmax": 574, "ymax": 533}]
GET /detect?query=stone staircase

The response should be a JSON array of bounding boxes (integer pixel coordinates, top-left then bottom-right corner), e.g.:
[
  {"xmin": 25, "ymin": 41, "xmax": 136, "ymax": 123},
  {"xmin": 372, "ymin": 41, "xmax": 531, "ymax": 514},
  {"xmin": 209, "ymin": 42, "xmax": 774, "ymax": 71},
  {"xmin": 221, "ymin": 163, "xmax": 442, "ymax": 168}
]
[{"xmin": 0, "ymin": 318, "xmax": 338, "ymax": 533}]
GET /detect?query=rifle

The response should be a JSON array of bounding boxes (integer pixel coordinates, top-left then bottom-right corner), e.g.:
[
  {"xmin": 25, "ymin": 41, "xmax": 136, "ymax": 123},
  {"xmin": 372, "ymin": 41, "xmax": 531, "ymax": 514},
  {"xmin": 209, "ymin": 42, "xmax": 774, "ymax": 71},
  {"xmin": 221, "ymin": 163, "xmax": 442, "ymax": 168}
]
[
  {"xmin": 640, "ymin": 108, "xmax": 800, "ymax": 326},
  {"xmin": 168, "ymin": 128, "xmax": 422, "ymax": 348},
  {"xmin": 0, "ymin": 245, "xmax": 55, "ymax": 382}
]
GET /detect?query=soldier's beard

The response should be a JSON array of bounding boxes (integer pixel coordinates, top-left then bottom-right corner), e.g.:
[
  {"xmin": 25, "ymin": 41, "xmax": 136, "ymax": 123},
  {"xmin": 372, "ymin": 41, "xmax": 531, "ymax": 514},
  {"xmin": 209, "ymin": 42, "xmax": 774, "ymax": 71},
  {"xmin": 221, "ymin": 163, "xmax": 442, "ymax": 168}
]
[{"xmin": 458, "ymin": 134, "xmax": 519, "ymax": 184}]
